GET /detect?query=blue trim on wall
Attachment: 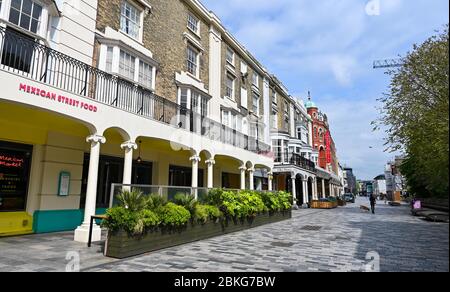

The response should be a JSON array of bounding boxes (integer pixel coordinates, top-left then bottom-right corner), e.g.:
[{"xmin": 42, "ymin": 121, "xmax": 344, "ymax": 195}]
[{"xmin": 33, "ymin": 208, "xmax": 107, "ymax": 233}]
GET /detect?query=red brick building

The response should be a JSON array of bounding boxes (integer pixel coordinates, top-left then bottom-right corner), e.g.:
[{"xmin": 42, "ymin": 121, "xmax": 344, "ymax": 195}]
[{"xmin": 305, "ymin": 97, "xmax": 338, "ymax": 175}]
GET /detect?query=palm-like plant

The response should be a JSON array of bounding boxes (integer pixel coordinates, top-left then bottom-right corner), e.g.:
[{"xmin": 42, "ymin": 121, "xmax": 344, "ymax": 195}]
[
  {"xmin": 173, "ymin": 193, "xmax": 197, "ymax": 215},
  {"xmin": 116, "ymin": 189, "xmax": 148, "ymax": 212},
  {"xmin": 146, "ymin": 194, "xmax": 167, "ymax": 210}
]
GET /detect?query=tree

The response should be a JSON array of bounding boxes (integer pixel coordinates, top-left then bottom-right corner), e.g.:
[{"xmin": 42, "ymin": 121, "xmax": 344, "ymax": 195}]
[{"xmin": 376, "ymin": 25, "xmax": 449, "ymax": 198}]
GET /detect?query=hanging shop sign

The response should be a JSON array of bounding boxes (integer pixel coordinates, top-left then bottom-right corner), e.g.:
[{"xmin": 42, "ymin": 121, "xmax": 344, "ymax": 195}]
[
  {"xmin": 19, "ymin": 83, "xmax": 98, "ymax": 113},
  {"xmin": 325, "ymin": 131, "xmax": 331, "ymax": 164}
]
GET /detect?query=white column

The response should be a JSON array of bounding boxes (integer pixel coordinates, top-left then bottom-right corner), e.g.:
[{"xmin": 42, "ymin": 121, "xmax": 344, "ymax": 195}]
[
  {"xmin": 322, "ymin": 179, "xmax": 326, "ymax": 198},
  {"xmin": 248, "ymin": 168, "xmax": 255, "ymax": 190},
  {"xmin": 291, "ymin": 175, "xmax": 297, "ymax": 206},
  {"xmin": 190, "ymin": 155, "xmax": 201, "ymax": 188},
  {"xmin": 302, "ymin": 179, "xmax": 307, "ymax": 206},
  {"xmin": 239, "ymin": 166, "xmax": 246, "ymax": 190},
  {"xmin": 314, "ymin": 178, "xmax": 318, "ymax": 200},
  {"xmin": 74, "ymin": 134, "xmax": 106, "ymax": 243},
  {"xmin": 308, "ymin": 120, "xmax": 313, "ymax": 146},
  {"xmin": 121, "ymin": 141, "xmax": 138, "ymax": 186},
  {"xmin": 206, "ymin": 159, "xmax": 215, "ymax": 189},
  {"xmin": 268, "ymin": 172, "xmax": 273, "ymax": 191}
]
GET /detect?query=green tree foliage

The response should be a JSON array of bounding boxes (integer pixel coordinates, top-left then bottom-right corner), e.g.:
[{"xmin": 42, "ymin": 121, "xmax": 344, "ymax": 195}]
[{"xmin": 376, "ymin": 25, "xmax": 449, "ymax": 198}]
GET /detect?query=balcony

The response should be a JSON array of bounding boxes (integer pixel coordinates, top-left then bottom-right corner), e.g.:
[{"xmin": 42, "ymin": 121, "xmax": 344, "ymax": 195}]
[
  {"xmin": 274, "ymin": 152, "xmax": 316, "ymax": 173},
  {"xmin": 0, "ymin": 26, "xmax": 270, "ymax": 155}
]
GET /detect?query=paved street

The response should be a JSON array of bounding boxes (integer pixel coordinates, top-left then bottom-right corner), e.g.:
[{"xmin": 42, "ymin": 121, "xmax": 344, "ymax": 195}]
[{"xmin": 0, "ymin": 198, "xmax": 448, "ymax": 272}]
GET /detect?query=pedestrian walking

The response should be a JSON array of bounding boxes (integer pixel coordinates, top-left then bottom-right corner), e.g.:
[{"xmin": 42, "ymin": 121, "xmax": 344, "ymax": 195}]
[{"xmin": 370, "ymin": 193, "xmax": 377, "ymax": 214}]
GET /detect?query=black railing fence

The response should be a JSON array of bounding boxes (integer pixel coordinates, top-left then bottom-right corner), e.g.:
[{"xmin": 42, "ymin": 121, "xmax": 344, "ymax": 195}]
[
  {"xmin": 0, "ymin": 27, "xmax": 270, "ymax": 154},
  {"xmin": 274, "ymin": 151, "xmax": 316, "ymax": 172}
]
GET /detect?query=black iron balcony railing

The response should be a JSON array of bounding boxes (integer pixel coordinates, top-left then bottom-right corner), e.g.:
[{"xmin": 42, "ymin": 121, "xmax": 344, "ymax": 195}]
[
  {"xmin": 0, "ymin": 26, "xmax": 270, "ymax": 154},
  {"xmin": 274, "ymin": 151, "xmax": 316, "ymax": 172}
]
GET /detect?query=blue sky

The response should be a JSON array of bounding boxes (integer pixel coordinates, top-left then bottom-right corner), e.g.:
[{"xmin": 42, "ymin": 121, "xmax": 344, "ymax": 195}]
[{"xmin": 202, "ymin": 0, "xmax": 449, "ymax": 180}]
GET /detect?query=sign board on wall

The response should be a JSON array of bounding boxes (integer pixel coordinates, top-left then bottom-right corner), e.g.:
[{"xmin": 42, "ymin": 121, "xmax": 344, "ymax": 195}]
[{"xmin": 58, "ymin": 171, "xmax": 70, "ymax": 197}]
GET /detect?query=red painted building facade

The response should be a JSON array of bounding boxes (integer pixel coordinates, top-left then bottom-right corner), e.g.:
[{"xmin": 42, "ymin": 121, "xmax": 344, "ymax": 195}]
[{"xmin": 305, "ymin": 97, "xmax": 338, "ymax": 174}]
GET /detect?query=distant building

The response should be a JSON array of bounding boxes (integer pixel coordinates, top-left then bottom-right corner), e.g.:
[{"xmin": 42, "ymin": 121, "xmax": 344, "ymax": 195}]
[
  {"xmin": 385, "ymin": 156, "xmax": 407, "ymax": 200},
  {"xmin": 343, "ymin": 167, "xmax": 357, "ymax": 194},
  {"xmin": 373, "ymin": 174, "xmax": 387, "ymax": 197},
  {"xmin": 358, "ymin": 180, "xmax": 374, "ymax": 196}
]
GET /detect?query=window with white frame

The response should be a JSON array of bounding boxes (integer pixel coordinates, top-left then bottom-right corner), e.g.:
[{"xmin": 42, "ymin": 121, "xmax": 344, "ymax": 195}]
[
  {"xmin": 252, "ymin": 72, "xmax": 259, "ymax": 87},
  {"xmin": 187, "ymin": 13, "xmax": 199, "ymax": 34},
  {"xmin": 221, "ymin": 110, "xmax": 244, "ymax": 131},
  {"xmin": 179, "ymin": 88, "xmax": 208, "ymax": 116},
  {"xmin": 271, "ymin": 109, "xmax": 278, "ymax": 129},
  {"xmin": 272, "ymin": 91, "xmax": 277, "ymax": 105},
  {"xmin": 225, "ymin": 73, "xmax": 234, "ymax": 100},
  {"xmin": 272, "ymin": 140, "xmax": 282, "ymax": 162},
  {"xmin": 120, "ymin": 1, "xmax": 141, "ymax": 40},
  {"xmin": 249, "ymin": 122, "xmax": 257, "ymax": 138},
  {"xmin": 9, "ymin": 0, "xmax": 43, "ymax": 34},
  {"xmin": 226, "ymin": 47, "xmax": 234, "ymax": 65},
  {"xmin": 104, "ymin": 47, "xmax": 154, "ymax": 90},
  {"xmin": 105, "ymin": 47, "xmax": 114, "ymax": 73},
  {"xmin": 252, "ymin": 92, "xmax": 259, "ymax": 115},
  {"xmin": 186, "ymin": 45, "xmax": 199, "ymax": 77},
  {"xmin": 119, "ymin": 49, "xmax": 136, "ymax": 80},
  {"xmin": 221, "ymin": 110, "xmax": 229, "ymax": 127},
  {"xmin": 138, "ymin": 60, "xmax": 153, "ymax": 88}
]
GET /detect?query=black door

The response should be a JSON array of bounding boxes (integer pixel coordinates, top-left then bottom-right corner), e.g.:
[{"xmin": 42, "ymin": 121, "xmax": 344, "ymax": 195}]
[
  {"xmin": 0, "ymin": 141, "xmax": 33, "ymax": 211},
  {"xmin": 81, "ymin": 154, "xmax": 152, "ymax": 208}
]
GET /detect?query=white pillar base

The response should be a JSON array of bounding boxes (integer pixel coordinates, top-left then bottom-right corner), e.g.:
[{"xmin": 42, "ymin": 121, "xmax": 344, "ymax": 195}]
[{"xmin": 74, "ymin": 224, "xmax": 102, "ymax": 243}]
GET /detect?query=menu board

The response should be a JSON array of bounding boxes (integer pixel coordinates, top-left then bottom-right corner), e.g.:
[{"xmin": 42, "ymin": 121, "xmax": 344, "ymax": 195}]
[{"xmin": 0, "ymin": 147, "xmax": 31, "ymax": 211}]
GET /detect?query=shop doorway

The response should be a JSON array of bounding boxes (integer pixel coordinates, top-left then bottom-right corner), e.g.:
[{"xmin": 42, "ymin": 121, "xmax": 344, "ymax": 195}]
[{"xmin": 0, "ymin": 141, "xmax": 33, "ymax": 212}]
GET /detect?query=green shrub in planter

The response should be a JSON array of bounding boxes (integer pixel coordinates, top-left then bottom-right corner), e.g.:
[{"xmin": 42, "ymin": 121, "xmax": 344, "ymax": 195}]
[
  {"xmin": 238, "ymin": 191, "xmax": 268, "ymax": 216},
  {"xmin": 203, "ymin": 205, "xmax": 223, "ymax": 220},
  {"xmin": 193, "ymin": 204, "xmax": 209, "ymax": 223},
  {"xmin": 276, "ymin": 191, "xmax": 293, "ymax": 211},
  {"xmin": 102, "ymin": 207, "xmax": 160, "ymax": 236},
  {"xmin": 259, "ymin": 191, "xmax": 281, "ymax": 212},
  {"xmin": 141, "ymin": 209, "xmax": 160, "ymax": 228},
  {"xmin": 156, "ymin": 202, "xmax": 191, "ymax": 227},
  {"xmin": 193, "ymin": 204, "xmax": 222, "ymax": 223}
]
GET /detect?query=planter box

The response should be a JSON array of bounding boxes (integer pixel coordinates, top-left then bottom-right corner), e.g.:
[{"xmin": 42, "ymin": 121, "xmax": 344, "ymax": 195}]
[
  {"xmin": 105, "ymin": 211, "xmax": 292, "ymax": 259},
  {"xmin": 310, "ymin": 201, "xmax": 338, "ymax": 209}
]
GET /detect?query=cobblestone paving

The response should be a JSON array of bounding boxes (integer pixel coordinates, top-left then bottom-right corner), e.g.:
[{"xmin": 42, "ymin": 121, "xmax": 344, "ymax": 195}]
[{"xmin": 0, "ymin": 198, "xmax": 448, "ymax": 272}]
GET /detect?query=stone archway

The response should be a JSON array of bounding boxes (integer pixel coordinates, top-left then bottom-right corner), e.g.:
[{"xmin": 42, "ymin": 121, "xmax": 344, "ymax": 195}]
[{"xmin": 296, "ymin": 173, "xmax": 304, "ymax": 206}]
